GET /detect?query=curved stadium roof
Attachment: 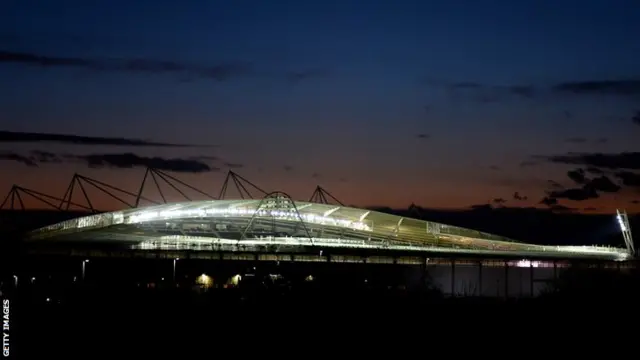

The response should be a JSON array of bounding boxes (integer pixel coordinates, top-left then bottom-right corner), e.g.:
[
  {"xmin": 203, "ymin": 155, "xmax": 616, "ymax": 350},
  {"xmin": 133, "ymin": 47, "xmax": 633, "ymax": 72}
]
[{"xmin": 28, "ymin": 193, "xmax": 630, "ymax": 261}]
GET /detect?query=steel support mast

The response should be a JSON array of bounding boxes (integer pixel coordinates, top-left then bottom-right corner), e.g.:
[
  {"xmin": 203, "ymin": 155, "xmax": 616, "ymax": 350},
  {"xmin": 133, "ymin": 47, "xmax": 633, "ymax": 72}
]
[{"xmin": 616, "ymin": 209, "xmax": 635, "ymax": 257}]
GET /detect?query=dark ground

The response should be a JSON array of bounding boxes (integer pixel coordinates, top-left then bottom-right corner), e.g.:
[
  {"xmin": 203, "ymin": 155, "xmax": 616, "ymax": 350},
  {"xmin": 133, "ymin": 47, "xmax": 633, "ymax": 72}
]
[{"xmin": 4, "ymin": 267, "xmax": 638, "ymax": 359}]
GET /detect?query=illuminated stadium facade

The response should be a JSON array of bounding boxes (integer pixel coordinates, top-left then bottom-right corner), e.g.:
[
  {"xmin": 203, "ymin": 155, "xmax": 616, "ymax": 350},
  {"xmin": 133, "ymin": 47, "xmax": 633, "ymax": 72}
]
[
  {"xmin": 5, "ymin": 170, "xmax": 635, "ymax": 298},
  {"xmin": 27, "ymin": 192, "xmax": 632, "ymax": 262}
]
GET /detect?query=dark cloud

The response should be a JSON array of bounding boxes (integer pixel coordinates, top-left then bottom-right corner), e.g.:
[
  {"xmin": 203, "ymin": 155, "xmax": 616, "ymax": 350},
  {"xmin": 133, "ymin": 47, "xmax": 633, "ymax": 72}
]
[
  {"xmin": 552, "ymin": 80, "xmax": 640, "ymax": 96},
  {"xmin": 188, "ymin": 156, "xmax": 245, "ymax": 170},
  {"xmin": 68, "ymin": 153, "xmax": 215, "ymax": 173},
  {"xmin": 513, "ymin": 192, "xmax": 527, "ymax": 201},
  {"xmin": 0, "ymin": 50, "xmax": 91, "ymax": 67},
  {"xmin": 0, "ymin": 130, "xmax": 198, "ymax": 147},
  {"xmin": 538, "ymin": 162, "xmax": 627, "ymax": 210},
  {"xmin": 339, "ymin": 177, "xmax": 348, "ymax": 183},
  {"xmin": 633, "ymin": 111, "xmax": 640, "ymax": 126},
  {"xmin": 416, "ymin": 133, "xmax": 430, "ymax": 140},
  {"xmin": 448, "ymin": 82, "xmax": 534, "ymax": 98},
  {"xmin": 30, "ymin": 150, "xmax": 62, "ymax": 163},
  {"xmin": 492, "ymin": 198, "xmax": 506, "ymax": 205},
  {"xmin": 567, "ymin": 168, "xmax": 587, "ymax": 184},
  {"xmin": 631, "ymin": 200, "xmax": 639, "ymax": 204},
  {"xmin": 541, "ymin": 173, "xmax": 620, "ymax": 209},
  {"xmin": 0, "ymin": 150, "xmax": 216, "ymax": 173},
  {"xmin": 470, "ymin": 203, "xmax": 493, "ymax": 211},
  {"xmin": 311, "ymin": 172, "xmax": 321, "ymax": 179},
  {"xmin": 615, "ymin": 171, "xmax": 640, "ymax": 187},
  {"xmin": 583, "ymin": 207, "xmax": 598, "ymax": 212},
  {"xmin": 287, "ymin": 68, "xmax": 327, "ymax": 83},
  {"xmin": 446, "ymin": 82, "xmax": 535, "ymax": 103},
  {"xmin": 547, "ymin": 170, "xmax": 620, "ymax": 205},
  {"xmin": 223, "ymin": 162, "xmax": 243, "ymax": 169},
  {"xmin": 489, "ymin": 165, "xmax": 500, "ymax": 171},
  {"xmin": 0, "ymin": 50, "xmax": 252, "ymax": 81},
  {"xmin": 0, "ymin": 149, "xmax": 68, "ymax": 166},
  {"xmin": 428, "ymin": 78, "xmax": 640, "ymax": 106},
  {"xmin": 588, "ymin": 175, "xmax": 621, "ymax": 193},
  {"xmin": 189, "ymin": 155, "xmax": 218, "ymax": 161},
  {"xmin": 565, "ymin": 137, "xmax": 607, "ymax": 145},
  {"xmin": 550, "ymin": 204, "xmax": 575, "ymax": 212},
  {"xmin": 548, "ymin": 187, "xmax": 599, "ymax": 201},
  {"xmin": 586, "ymin": 167, "xmax": 604, "ymax": 174},
  {"xmin": 283, "ymin": 165, "xmax": 294, "ymax": 172},
  {"xmin": 196, "ymin": 63, "xmax": 251, "ymax": 81},
  {"xmin": 0, "ymin": 151, "xmax": 37, "ymax": 166},
  {"xmin": 468, "ymin": 203, "xmax": 578, "ymax": 214},
  {"xmin": 547, "ymin": 180, "xmax": 563, "ymax": 189},
  {"xmin": 544, "ymin": 152, "xmax": 640, "ymax": 170}
]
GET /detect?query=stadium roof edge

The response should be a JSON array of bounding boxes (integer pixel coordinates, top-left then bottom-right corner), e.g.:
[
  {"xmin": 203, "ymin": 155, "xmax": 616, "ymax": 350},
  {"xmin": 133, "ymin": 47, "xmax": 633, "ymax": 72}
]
[{"xmin": 26, "ymin": 195, "xmax": 632, "ymax": 261}]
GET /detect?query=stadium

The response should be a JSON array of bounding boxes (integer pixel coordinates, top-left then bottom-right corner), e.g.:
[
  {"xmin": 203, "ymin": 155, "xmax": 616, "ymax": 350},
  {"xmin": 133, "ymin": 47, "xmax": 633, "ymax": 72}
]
[
  {"xmin": 27, "ymin": 192, "xmax": 633, "ymax": 261},
  {"xmin": 3, "ymin": 168, "xmax": 637, "ymax": 297}
]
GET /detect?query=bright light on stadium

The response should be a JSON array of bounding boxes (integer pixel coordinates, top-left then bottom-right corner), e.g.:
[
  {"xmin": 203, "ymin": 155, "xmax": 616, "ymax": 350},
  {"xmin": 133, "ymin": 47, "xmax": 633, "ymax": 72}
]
[
  {"xmin": 127, "ymin": 207, "xmax": 372, "ymax": 232},
  {"xmin": 617, "ymin": 214, "xmax": 627, "ymax": 232},
  {"xmin": 515, "ymin": 259, "xmax": 539, "ymax": 268}
]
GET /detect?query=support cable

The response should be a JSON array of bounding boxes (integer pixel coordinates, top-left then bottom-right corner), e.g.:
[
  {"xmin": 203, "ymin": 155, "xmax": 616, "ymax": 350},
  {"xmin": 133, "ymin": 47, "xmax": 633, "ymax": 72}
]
[
  {"xmin": 153, "ymin": 169, "xmax": 216, "ymax": 199},
  {"xmin": 149, "ymin": 170, "xmax": 167, "ymax": 203},
  {"xmin": 218, "ymin": 172, "xmax": 231, "ymax": 199},
  {"xmin": 134, "ymin": 168, "xmax": 151, "ymax": 208}
]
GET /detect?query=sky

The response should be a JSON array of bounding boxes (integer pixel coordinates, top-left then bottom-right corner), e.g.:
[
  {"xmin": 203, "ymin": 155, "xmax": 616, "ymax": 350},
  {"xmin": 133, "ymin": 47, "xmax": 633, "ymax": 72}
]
[{"xmin": 1, "ymin": 0, "xmax": 639, "ymax": 213}]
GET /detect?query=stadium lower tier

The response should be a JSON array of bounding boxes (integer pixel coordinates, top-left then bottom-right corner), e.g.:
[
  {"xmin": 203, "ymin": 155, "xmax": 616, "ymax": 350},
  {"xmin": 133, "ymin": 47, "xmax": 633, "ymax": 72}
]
[{"xmin": 16, "ymin": 248, "xmax": 638, "ymax": 299}]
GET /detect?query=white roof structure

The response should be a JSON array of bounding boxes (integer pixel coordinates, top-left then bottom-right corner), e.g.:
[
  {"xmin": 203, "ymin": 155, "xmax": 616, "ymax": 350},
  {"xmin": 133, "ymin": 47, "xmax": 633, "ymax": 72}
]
[{"xmin": 28, "ymin": 192, "xmax": 632, "ymax": 261}]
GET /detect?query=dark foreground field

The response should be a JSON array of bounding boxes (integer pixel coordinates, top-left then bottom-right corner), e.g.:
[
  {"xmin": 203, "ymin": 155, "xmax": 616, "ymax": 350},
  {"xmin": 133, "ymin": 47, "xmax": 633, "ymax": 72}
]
[{"xmin": 6, "ymin": 270, "xmax": 639, "ymax": 359}]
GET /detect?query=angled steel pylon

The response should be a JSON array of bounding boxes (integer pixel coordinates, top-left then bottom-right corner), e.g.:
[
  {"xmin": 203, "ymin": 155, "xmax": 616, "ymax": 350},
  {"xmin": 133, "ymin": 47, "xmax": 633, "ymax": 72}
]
[
  {"xmin": 0, "ymin": 185, "xmax": 91, "ymax": 211},
  {"xmin": 616, "ymin": 209, "xmax": 635, "ymax": 256},
  {"xmin": 59, "ymin": 173, "xmax": 161, "ymax": 212},
  {"xmin": 218, "ymin": 170, "xmax": 267, "ymax": 199},
  {"xmin": 240, "ymin": 191, "xmax": 314, "ymax": 244},
  {"xmin": 309, "ymin": 185, "xmax": 344, "ymax": 206},
  {"xmin": 135, "ymin": 167, "xmax": 217, "ymax": 207}
]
